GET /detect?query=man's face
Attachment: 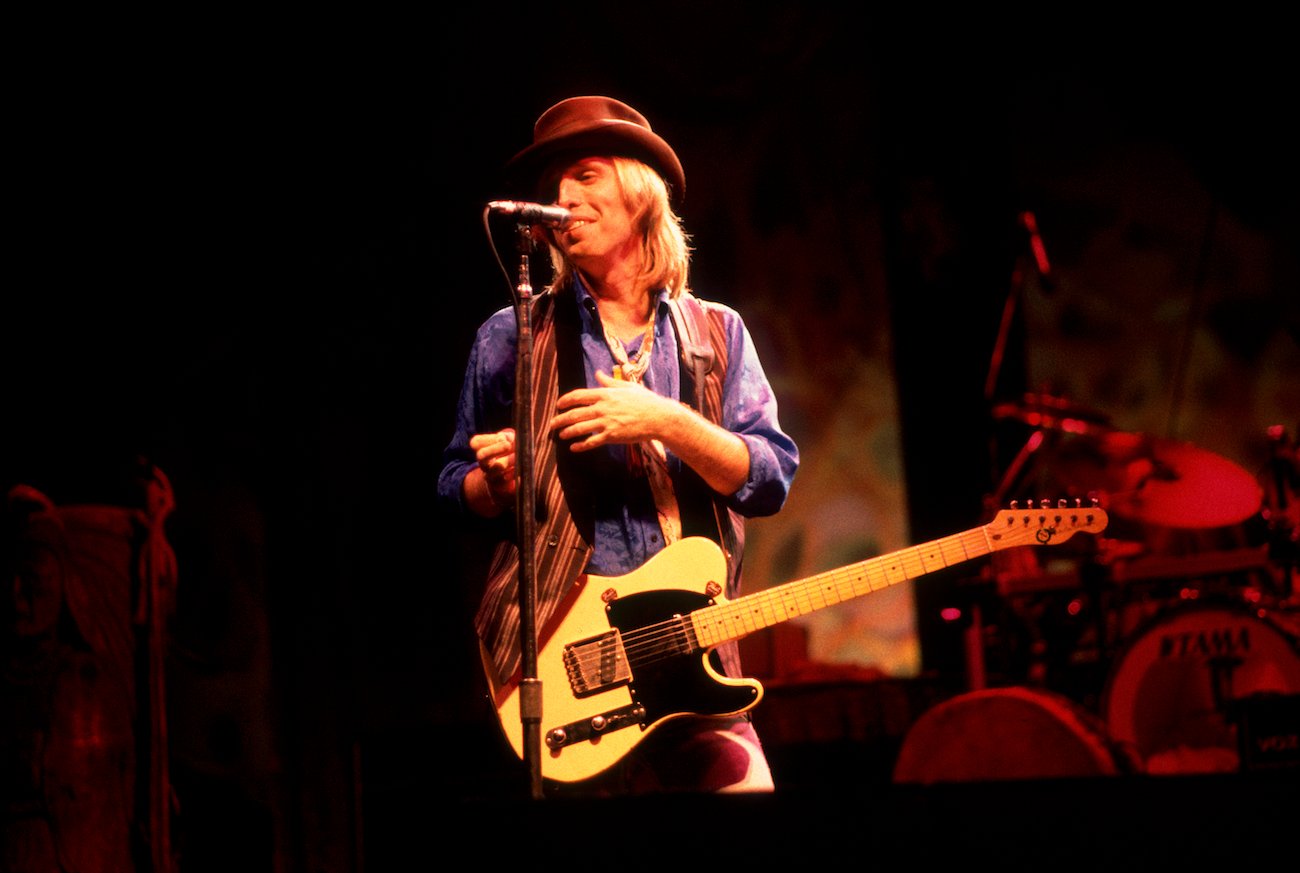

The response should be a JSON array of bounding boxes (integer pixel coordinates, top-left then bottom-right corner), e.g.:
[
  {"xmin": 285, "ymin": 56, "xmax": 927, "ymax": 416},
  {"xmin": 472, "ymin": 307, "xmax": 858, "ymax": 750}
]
[{"xmin": 548, "ymin": 157, "xmax": 639, "ymax": 274}]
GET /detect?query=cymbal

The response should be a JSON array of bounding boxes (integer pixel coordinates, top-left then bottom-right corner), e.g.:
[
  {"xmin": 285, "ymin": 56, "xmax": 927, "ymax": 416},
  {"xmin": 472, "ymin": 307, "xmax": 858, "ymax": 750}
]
[
  {"xmin": 991, "ymin": 392, "xmax": 1112, "ymax": 436},
  {"xmin": 1050, "ymin": 431, "xmax": 1263, "ymax": 529}
]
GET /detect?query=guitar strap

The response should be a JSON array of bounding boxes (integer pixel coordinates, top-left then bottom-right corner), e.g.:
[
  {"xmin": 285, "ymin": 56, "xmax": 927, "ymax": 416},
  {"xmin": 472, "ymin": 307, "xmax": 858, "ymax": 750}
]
[
  {"xmin": 475, "ymin": 289, "xmax": 593, "ymax": 689},
  {"xmin": 666, "ymin": 293, "xmax": 740, "ymax": 542},
  {"xmin": 666, "ymin": 293, "xmax": 747, "ymax": 681},
  {"xmin": 666, "ymin": 293, "xmax": 716, "ymax": 418}
]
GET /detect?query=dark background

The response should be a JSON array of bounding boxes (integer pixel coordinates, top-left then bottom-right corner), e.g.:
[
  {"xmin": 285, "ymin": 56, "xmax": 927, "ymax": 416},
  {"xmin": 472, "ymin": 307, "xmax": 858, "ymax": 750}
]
[{"xmin": 6, "ymin": 9, "xmax": 1297, "ymax": 871}]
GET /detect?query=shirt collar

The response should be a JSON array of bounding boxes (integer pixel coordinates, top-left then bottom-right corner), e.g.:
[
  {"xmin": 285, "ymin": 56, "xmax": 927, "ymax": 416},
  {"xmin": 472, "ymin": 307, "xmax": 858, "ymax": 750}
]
[{"xmin": 570, "ymin": 276, "xmax": 672, "ymax": 332}]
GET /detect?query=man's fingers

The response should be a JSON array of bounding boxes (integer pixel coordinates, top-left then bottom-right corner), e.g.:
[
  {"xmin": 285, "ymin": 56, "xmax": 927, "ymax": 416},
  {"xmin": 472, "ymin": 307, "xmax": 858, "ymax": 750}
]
[
  {"xmin": 557, "ymin": 375, "xmax": 633, "ymax": 410},
  {"xmin": 470, "ymin": 428, "xmax": 516, "ymax": 446},
  {"xmin": 471, "ymin": 429, "xmax": 518, "ymax": 466},
  {"xmin": 555, "ymin": 388, "xmax": 599, "ymax": 411},
  {"xmin": 550, "ymin": 404, "xmax": 599, "ymax": 431}
]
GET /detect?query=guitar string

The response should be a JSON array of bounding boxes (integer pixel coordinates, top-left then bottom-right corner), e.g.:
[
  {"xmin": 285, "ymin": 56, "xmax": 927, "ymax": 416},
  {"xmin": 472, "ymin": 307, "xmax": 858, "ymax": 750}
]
[
  {"xmin": 563, "ymin": 514, "xmax": 1097, "ymax": 676},
  {"xmin": 572, "ymin": 529, "xmax": 995, "ymax": 672},
  {"xmin": 568, "ymin": 529, "xmax": 996, "ymax": 674}
]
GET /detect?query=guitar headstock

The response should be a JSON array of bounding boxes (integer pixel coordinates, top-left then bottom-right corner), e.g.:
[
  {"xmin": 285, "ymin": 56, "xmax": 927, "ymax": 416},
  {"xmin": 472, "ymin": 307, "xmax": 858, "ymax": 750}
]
[{"xmin": 986, "ymin": 499, "xmax": 1108, "ymax": 550}]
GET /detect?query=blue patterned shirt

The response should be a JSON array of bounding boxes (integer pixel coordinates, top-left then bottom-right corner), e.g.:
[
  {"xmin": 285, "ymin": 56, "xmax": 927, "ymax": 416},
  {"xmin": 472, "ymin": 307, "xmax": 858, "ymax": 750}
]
[{"xmin": 437, "ymin": 278, "xmax": 799, "ymax": 578}]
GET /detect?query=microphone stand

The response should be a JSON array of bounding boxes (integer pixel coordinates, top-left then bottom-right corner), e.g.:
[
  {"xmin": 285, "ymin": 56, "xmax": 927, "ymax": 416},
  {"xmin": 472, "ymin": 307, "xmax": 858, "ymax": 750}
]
[{"xmin": 509, "ymin": 221, "xmax": 544, "ymax": 800}]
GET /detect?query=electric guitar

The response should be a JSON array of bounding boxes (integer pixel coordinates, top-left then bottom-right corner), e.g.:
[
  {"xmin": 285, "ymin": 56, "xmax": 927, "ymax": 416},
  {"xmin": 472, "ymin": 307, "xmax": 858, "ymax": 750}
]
[{"xmin": 485, "ymin": 502, "xmax": 1108, "ymax": 783}]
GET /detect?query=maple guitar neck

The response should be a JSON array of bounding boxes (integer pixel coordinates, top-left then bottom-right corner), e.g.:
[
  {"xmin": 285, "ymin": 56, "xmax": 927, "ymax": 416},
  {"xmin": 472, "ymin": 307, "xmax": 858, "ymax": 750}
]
[{"xmin": 693, "ymin": 501, "xmax": 1108, "ymax": 648}]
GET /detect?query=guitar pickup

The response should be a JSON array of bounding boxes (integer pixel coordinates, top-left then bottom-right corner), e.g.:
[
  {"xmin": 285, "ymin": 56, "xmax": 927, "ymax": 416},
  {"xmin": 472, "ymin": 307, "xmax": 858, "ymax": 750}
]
[
  {"xmin": 563, "ymin": 629, "xmax": 632, "ymax": 696},
  {"xmin": 545, "ymin": 704, "xmax": 647, "ymax": 750}
]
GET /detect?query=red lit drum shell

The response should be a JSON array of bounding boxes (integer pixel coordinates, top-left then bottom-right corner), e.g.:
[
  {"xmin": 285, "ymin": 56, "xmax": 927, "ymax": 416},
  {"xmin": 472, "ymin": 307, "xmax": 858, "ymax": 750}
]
[
  {"xmin": 892, "ymin": 686, "xmax": 1138, "ymax": 783},
  {"xmin": 1101, "ymin": 602, "xmax": 1300, "ymax": 770}
]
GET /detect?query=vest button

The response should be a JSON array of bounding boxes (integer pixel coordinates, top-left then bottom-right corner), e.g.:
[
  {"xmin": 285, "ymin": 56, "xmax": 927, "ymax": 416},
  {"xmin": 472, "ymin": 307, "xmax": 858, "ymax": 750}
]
[{"xmin": 547, "ymin": 535, "xmax": 559, "ymax": 547}]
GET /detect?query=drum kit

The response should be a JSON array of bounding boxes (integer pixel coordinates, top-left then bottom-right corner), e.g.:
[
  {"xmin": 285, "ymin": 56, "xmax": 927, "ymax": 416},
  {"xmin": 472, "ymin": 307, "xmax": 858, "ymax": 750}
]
[{"xmin": 970, "ymin": 393, "xmax": 1300, "ymax": 776}]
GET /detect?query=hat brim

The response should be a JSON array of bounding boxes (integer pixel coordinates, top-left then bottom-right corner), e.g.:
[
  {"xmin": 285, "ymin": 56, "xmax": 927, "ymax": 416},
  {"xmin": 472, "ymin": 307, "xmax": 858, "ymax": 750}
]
[{"xmin": 503, "ymin": 121, "xmax": 686, "ymax": 205}]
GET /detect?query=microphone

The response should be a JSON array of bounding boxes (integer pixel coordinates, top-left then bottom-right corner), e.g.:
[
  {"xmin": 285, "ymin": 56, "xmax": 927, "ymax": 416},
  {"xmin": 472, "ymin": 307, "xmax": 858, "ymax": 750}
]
[
  {"xmin": 1019, "ymin": 210, "xmax": 1054, "ymax": 294},
  {"xmin": 487, "ymin": 200, "xmax": 572, "ymax": 228}
]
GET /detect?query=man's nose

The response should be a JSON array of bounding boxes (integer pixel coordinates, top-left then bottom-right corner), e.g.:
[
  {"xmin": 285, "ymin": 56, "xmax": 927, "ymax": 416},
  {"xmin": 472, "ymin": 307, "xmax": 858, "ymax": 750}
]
[{"xmin": 556, "ymin": 179, "xmax": 579, "ymax": 207}]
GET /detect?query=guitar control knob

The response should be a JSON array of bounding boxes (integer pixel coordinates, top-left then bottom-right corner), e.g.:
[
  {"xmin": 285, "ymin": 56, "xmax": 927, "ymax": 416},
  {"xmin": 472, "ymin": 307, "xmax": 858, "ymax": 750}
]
[
  {"xmin": 545, "ymin": 728, "xmax": 566, "ymax": 748},
  {"xmin": 590, "ymin": 715, "xmax": 607, "ymax": 732}
]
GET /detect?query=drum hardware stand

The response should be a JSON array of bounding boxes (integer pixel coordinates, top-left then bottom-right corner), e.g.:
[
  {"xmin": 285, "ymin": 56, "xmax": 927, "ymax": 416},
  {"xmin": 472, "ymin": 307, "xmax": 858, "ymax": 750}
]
[
  {"xmin": 1062, "ymin": 557, "xmax": 1116, "ymax": 709},
  {"xmin": 1263, "ymin": 424, "xmax": 1298, "ymax": 603},
  {"xmin": 989, "ymin": 428, "xmax": 1047, "ymax": 509},
  {"xmin": 979, "ymin": 486, "xmax": 1117, "ymax": 703},
  {"xmin": 983, "ymin": 210, "xmax": 1050, "ymax": 407},
  {"xmin": 1208, "ymin": 653, "xmax": 1246, "ymax": 719},
  {"xmin": 983, "ymin": 211, "xmax": 1052, "ymax": 503},
  {"xmin": 955, "ymin": 561, "xmax": 1023, "ymax": 693},
  {"xmin": 975, "ymin": 213, "xmax": 1119, "ymax": 702},
  {"xmin": 964, "ymin": 591, "xmax": 988, "ymax": 692}
]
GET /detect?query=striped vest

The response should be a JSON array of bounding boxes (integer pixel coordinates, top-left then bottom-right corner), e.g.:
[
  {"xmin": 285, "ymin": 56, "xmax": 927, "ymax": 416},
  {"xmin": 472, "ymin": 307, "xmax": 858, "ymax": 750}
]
[{"xmin": 474, "ymin": 287, "xmax": 744, "ymax": 687}]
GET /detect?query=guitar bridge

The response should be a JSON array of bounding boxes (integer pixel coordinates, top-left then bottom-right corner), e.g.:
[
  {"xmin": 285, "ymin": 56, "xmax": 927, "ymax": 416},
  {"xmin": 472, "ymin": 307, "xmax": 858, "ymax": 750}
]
[
  {"xmin": 545, "ymin": 704, "xmax": 647, "ymax": 750},
  {"xmin": 563, "ymin": 629, "xmax": 632, "ymax": 697}
]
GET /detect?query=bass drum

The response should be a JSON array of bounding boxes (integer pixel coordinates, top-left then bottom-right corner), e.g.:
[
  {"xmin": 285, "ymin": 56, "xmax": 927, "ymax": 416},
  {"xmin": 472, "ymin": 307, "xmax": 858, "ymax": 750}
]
[
  {"xmin": 1101, "ymin": 602, "xmax": 1300, "ymax": 775},
  {"xmin": 892, "ymin": 686, "xmax": 1138, "ymax": 783}
]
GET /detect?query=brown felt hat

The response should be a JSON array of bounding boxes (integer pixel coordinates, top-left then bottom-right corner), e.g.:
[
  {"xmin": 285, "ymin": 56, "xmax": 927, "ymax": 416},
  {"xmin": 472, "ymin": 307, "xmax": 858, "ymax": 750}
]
[{"xmin": 505, "ymin": 96, "xmax": 686, "ymax": 204}]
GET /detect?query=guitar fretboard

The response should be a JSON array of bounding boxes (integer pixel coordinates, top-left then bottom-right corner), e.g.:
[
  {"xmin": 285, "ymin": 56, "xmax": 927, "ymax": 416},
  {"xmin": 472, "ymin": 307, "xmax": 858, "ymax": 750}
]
[{"xmin": 691, "ymin": 526, "xmax": 994, "ymax": 648}]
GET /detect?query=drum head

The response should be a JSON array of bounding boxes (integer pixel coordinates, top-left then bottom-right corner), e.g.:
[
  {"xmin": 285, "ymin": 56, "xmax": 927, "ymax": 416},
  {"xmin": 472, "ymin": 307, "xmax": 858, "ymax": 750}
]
[{"xmin": 1101, "ymin": 602, "xmax": 1300, "ymax": 774}]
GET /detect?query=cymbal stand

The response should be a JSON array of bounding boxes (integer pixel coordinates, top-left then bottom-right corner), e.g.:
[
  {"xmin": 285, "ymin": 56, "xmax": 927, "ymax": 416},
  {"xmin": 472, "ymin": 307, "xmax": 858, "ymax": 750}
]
[{"xmin": 990, "ymin": 428, "xmax": 1047, "ymax": 508}]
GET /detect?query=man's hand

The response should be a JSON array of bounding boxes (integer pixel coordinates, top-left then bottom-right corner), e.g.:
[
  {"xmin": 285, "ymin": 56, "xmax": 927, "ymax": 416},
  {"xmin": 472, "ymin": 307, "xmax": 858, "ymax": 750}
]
[
  {"xmin": 465, "ymin": 428, "xmax": 516, "ymax": 516},
  {"xmin": 552, "ymin": 370, "xmax": 750, "ymax": 496},
  {"xmin": 551, "ymin": 370, "xmax": 678, "ymax": 450}
]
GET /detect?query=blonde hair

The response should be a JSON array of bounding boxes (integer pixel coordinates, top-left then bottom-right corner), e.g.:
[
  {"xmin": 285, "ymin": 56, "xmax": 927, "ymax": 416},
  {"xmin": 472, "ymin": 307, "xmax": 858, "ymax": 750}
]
[{"xmin": 546, "ymin": 156, "xmax": 692, "ymax": 298}]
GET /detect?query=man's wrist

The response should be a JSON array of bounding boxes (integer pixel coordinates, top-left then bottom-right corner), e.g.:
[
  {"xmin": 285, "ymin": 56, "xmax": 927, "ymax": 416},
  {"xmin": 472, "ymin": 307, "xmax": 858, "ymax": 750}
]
[{"xmin": 466, "ymin": 467, "xmax": 511, "ymax": 517}]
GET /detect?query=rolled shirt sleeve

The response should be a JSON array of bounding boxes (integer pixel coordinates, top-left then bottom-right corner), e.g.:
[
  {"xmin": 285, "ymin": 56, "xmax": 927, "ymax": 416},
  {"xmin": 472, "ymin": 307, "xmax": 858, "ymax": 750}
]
[
  {"xmin": 710, "ymin": 304, "xmax": 799, "ymax": 517},
  {"xmin": 436, "ymin": 306, "xmax": 517, "ymax": 517}
]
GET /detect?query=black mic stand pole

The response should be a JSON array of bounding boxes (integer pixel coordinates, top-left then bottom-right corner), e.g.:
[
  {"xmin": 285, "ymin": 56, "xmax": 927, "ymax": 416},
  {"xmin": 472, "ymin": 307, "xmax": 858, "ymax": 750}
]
[{"xmin": 509, "ymin": 222, "xmax": 544, "ymax": 800}]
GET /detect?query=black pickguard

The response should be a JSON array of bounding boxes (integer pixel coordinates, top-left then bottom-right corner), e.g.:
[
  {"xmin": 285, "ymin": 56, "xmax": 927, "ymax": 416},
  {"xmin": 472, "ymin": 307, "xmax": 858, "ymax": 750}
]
[{"xmin": 604, "ymin": 588, "xmax": 760, "ymax": 724}]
